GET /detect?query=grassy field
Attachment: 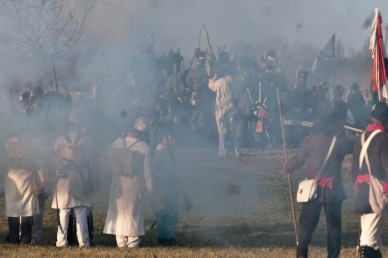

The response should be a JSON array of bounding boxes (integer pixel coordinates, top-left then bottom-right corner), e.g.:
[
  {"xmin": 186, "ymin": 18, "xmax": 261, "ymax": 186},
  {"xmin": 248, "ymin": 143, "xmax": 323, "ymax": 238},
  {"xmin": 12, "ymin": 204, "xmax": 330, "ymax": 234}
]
[{"xmin": 0, "ymin": 147, "xmax": 387, "ymax": 257}]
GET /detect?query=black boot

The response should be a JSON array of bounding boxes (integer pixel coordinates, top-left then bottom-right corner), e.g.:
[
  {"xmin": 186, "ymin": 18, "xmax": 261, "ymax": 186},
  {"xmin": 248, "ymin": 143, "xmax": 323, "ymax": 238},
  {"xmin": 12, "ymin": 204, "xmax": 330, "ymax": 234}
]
[
  {"xmin": 296, "ymin": 244, "xmax": 308, "ymax": 258},
  {"xmin": 87, "ymin": 210, "xmax": 94, "ymax": 246},
  {"xmin": 67, "ymin": 213, "xmax": 77, "ymax": 246},
  {"xmin": 20, "ymin": 216, "xmax": 33, "ymax": 244},
  {"xmin": 158, "ymin": 238, "xmax": 178, "ymax": 247},
  {"xmin": 360, "ymin": 246, "xmax": 382, "ymax": 258},
  {"xmin": 6, "ymin": 217, "xmax": 20, "ymax": 244}
]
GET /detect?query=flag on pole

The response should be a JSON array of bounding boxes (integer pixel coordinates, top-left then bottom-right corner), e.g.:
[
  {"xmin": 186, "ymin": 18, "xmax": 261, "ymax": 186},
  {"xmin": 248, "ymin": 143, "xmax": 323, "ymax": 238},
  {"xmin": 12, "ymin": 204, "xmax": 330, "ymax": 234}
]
[
  {"xmin": 311, "ymin": 33, "xmax": 335, "ymax": 75},
  {"xmin": 319, "ymin": 33, "xmax": 336, "ymax": 59},
  {"xmin": 369, "ymin": 8, "xmax": 387, "ymax": 101}
]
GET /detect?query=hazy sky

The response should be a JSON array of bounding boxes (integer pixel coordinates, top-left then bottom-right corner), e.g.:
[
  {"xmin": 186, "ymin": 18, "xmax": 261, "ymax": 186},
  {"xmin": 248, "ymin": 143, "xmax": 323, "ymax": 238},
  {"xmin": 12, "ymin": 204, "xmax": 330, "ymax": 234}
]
[{"xmin": 89, "ymin": 0, "xmax": 388, "ymax": 56}]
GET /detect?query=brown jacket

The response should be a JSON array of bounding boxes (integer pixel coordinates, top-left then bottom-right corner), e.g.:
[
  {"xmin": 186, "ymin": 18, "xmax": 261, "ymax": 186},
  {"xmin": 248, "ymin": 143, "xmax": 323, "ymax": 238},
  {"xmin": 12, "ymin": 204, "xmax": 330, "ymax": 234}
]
[{"xmin": 285, "ymin": 133, "xmax": 352, "ymax": 203}]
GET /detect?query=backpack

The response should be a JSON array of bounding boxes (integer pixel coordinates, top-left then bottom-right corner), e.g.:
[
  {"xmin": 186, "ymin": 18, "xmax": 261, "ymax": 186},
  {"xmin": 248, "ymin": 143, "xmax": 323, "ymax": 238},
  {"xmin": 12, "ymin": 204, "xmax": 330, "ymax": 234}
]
[
  {"xmin": 111, "ymin": 137, "xmax": 139, "ymax": 177},
  {"xmin": 7, "ymin": 137, "xmax": 35, "ymax": 170}
]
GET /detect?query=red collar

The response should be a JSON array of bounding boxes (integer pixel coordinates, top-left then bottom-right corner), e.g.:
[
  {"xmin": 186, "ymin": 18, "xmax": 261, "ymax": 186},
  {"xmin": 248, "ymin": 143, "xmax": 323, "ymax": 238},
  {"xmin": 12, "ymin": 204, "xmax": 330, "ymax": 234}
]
[{"xmin": 366, "ymin": 124, "xmax": 388, "ymax": 135}]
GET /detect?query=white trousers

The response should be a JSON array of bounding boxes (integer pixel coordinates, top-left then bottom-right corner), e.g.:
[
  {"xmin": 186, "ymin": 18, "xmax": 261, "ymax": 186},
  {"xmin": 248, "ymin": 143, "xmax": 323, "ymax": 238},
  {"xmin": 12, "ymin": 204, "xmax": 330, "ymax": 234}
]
[
  {"xmin": 360, "ymin": 213, "xmax": 384, "ymax": 249},
  {"xmin": 116, "ymin": 235, "xmax": 140, "ymax": 248},
  {"xmin": 56, "ymin": 206, "xmax": 90, "ymax": 247}
]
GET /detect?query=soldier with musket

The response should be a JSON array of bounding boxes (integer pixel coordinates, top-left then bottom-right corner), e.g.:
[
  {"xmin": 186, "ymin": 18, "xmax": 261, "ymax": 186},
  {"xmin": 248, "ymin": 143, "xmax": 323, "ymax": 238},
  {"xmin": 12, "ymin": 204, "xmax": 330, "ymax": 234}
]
[
  {"xmin": 257, "ymin": 50, "xmax": 287, "ymax": 148},
  {"xmin": 186, "ymin": 48, "xmax": 214, "ymax": 146},
  {"xmin": 234, "ymin": 57, "xmax": 261, "ymax": 149}
]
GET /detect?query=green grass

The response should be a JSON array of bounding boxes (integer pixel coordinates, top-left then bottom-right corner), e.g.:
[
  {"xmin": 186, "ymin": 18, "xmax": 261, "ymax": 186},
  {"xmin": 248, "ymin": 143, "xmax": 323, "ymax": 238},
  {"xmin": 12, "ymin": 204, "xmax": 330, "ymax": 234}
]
[{"xmin": 0, "ymin": 148, "xmax": 387, "ymax": 257}]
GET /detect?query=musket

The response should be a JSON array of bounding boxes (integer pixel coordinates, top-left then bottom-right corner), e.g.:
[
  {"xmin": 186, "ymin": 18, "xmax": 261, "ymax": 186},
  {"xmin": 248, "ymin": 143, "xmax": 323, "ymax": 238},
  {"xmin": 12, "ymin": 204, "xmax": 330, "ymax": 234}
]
[
  {"xmin": 277, "ymin": 38, "xmax": 287, "ymax": 60},
  {"xmin": 187, "ymin": 28, "xmax": 202, "ymax": 74},
  {"xmin": 51, "ymin": 58, "xmax": 59, "ymax": 93},
  {"xmin": 203, "ymin": 25, "xmax": 216, "ymax": 77},
  {"xmin": 282, "ymin": 119, "xmax": 364, "ymax": 133}
]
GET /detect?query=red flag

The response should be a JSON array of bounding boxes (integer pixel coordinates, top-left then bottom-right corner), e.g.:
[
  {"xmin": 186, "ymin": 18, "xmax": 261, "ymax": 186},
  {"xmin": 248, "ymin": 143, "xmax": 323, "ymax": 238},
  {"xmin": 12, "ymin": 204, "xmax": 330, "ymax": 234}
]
[{"xmin": 369, "ymin": 9, "xmax": 387, "ymax": 97}]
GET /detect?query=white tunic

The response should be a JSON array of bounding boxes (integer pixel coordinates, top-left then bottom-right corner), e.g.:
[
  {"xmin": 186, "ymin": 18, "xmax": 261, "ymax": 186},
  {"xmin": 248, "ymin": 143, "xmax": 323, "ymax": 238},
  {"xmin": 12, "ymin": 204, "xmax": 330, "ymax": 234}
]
[
  {"xmin": 51, "ymin": 132, "xmax": 94, "ymax": 209},
  {"xmin": 5, "ymin": 137, "xmax": 39, "ymax": 217},
  {"xmin": 208, "ymin": 76, "xmax": 237, "ymax": 134},
  {"xmin": 103, "ymin": 136, "xmax": 152, "ymax": 237}
]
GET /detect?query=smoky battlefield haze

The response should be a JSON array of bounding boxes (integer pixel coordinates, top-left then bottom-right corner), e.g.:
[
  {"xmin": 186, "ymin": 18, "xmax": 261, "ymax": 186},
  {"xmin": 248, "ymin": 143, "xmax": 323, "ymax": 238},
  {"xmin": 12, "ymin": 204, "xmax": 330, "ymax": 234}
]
[
  {"xmin": 89, "ymin": 0, "xmax": 388, "ymax": 56},
  {"xmin": 0, "ymin": 0, "xmax": 386, "ymax": 91}
]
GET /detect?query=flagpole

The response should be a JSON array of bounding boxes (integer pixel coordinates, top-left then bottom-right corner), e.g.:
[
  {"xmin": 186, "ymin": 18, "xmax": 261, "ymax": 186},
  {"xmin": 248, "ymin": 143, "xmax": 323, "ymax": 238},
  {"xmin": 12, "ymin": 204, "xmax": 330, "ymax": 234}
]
[{"xmin": 276, "ymin": 88, "xmax": 299, "ymax": 246}]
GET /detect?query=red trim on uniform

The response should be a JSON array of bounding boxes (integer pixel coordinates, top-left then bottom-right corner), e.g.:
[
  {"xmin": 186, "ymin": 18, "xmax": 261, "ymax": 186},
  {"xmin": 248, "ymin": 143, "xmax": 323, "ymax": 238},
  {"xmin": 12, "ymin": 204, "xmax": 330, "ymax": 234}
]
[
  {"xmin": 318, "ymin": 177, "xmax": 333, "ymax": 187},
  {"xmin": 356, "ymin": 174, "xmax": 370, "ymax": 184},
  {"xmin": 383, "ymin": 183, "xmax": 388, "ymax": 193},
  {"xmin": 127, "ymin": 133, "xmax": 137, "ymax": 139},
  {"xmin": 159, "ymin": 135, "xmax": 176, "ymax": 146},
  {"xmin": 354, "ymin": 175, "xmax": 370, "ymax": 195}
]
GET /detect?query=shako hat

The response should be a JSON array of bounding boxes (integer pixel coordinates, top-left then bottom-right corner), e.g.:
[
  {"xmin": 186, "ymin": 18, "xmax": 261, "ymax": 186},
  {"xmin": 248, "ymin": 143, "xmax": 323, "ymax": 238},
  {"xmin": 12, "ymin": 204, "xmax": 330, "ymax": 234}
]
[{"xmin": 372, "ymin": 102, "xmax": 388, "ymax": 122}]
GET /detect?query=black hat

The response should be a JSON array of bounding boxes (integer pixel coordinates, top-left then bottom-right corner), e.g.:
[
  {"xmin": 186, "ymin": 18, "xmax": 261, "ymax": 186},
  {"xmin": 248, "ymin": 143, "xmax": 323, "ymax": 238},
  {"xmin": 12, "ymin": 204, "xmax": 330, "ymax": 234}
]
[
  {"xmin": 313, "ymin": 110, "xmax": 342, "ymax": 135},
  {"xmin": 194, "ymin": 48, "xmax": 205, "ymax": 62},
  {"xmin": 334, "ymin": 85, "xmax": 345, "ymax": 96},
  {"xmin": 298, "ymin": 70, "xmax": 308, "ymax": 80},
  {"xmin": 351, "ymin": 82, "xmax": 359, "ymax": 90},
  {"xmin": 218, "ymin": 51, "xmax": 230, "ymax": 65},
  {"xmin": 372, "ymin": 102, "xmax": 388, "ymax": 122},
  {"xmin": 266, "ymin": 49, "xmax": 277, "ymax": 59}
]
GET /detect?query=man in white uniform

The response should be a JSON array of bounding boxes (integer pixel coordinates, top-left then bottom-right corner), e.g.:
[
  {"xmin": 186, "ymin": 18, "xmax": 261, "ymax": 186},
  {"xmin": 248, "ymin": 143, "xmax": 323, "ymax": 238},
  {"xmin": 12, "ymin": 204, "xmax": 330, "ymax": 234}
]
[
  {"xmin": 104, "ymin": 117, "xmax": 153, "ymax": 248},
  {"xmin": 5, "ymin": 133, "xmax": 40, "ymax": 244},
  {"xmin": 51, "ymin": 109, "xmax": 95, "ymax": 247},
  {"xmin": 208, "ymin": 66, "xmax": 239, "ymax": 156}
]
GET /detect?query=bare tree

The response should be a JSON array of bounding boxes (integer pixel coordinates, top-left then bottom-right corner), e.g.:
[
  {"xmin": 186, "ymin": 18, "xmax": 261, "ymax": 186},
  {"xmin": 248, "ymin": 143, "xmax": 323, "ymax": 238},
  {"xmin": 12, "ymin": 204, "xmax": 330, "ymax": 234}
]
[{"xmin": 0, "ymin": 0, "xmax": 96, "ymax": 61}]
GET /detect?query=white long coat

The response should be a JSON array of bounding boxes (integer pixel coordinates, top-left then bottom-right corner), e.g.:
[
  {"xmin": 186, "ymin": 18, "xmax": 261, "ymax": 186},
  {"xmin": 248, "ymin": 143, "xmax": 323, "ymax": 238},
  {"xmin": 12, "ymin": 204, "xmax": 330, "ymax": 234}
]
[
  {"xmin": 5, "ymin": 137, "xmax": 39, "ymax": 217},
  {"xmin": 51, "ymin": 131, "xmax": 94, "ymax": 209},
  {"xmin": 103, "ymin": 136, "xmax": 152, "ymax": 237},
  {"xmin": 208, "ymin": 76, "xmax": 237, "ymax": 134}
]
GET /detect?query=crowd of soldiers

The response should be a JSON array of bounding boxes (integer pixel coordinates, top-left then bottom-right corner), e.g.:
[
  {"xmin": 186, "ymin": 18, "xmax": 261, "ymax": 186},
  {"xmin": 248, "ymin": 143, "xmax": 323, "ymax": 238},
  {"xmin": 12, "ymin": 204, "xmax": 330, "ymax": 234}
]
[
  {"xmin": 112, "ymin": 47, "xmax": 374, "ymax": 153},
  {"xmin": 0, "ymin": 45, "xmax": 380, "ymax": 253}
]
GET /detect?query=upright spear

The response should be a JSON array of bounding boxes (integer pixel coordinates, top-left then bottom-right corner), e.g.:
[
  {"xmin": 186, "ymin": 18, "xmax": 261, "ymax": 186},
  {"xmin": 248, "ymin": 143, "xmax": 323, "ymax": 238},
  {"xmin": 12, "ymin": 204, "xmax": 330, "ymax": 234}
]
[{"xmin": 276, "ymin": 88, "xmax": 299, "ymax": 246}]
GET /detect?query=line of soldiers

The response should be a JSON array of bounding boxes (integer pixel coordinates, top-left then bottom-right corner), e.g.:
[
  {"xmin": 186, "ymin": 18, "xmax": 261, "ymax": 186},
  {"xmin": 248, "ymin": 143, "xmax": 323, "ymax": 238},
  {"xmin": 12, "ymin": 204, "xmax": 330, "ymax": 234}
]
[{"xmin": 1, "ymin": 78, "xmax": 183, "ymax": 247}]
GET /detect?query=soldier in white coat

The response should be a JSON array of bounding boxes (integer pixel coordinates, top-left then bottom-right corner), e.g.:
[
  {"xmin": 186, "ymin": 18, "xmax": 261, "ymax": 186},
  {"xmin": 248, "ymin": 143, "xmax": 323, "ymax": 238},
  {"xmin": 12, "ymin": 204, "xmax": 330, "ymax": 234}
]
[
  {"xmin": 103, "ymin": 117, "xmax": 153, "ymax": 248},
  {"xmin": 5, "ymin": 133, "xmax": 40, "ymax": 244},
  {"xmin": 208, "ymin": 65, "xmax": 239, "ymax": 156},
  {"xmin": 51, "ymin": 109, "xmax": 95, "ymax": 247}
]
